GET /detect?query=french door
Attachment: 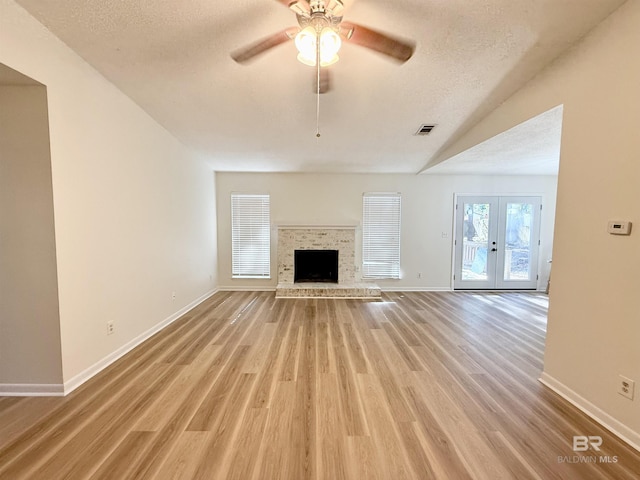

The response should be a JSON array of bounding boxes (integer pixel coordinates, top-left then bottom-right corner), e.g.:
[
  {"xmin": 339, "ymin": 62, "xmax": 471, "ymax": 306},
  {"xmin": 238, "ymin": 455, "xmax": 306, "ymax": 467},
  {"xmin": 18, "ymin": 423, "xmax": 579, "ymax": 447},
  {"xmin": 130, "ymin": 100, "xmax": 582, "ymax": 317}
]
[{"xmin": 454, "ymin": 196, "xmax": 542, "ymax": 290}]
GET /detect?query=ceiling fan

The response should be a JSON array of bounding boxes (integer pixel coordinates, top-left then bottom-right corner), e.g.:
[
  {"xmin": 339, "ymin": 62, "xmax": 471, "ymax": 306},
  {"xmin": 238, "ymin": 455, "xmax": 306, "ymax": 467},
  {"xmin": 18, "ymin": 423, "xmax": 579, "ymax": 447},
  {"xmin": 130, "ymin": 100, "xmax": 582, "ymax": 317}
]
[{"xmin": 231, "ymin": 0, "xmax": 415, "ymax": 93}]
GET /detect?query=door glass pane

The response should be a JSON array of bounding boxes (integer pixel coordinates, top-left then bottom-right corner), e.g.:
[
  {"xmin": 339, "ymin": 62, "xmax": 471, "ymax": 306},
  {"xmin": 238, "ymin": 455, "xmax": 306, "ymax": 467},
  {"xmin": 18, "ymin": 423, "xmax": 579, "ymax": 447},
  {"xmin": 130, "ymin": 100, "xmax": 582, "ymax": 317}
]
[
  {"xmin": 462, "ymin": 203, "xmax": 490, "ymax": 280},
  {"xmin": 504, "ymin": 203, "xmax": 532, "ymax": 281}
]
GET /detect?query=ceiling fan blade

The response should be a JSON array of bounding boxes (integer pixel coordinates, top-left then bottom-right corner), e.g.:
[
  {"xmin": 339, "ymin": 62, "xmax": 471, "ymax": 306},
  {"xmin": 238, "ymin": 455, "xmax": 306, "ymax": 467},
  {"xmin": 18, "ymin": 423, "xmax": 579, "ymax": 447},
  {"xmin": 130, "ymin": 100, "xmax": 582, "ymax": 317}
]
[
  {"xmin": 231, "ymin": 28, "xmax": 298, "ymax": 64},
  {"xmin": 313, "ymin": 68, "xmax": 331, "ymax": 94},
  {"xmin": 341, "ymin": 21, "xmax": 415, "ymax": 63}
]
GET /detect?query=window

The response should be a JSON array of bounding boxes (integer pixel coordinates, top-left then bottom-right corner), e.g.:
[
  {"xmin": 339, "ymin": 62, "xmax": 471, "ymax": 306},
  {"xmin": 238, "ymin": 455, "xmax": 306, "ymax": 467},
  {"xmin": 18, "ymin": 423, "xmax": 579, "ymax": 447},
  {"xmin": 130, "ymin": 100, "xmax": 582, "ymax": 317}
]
[
  {"xmin": 362, "ymin": 193, "xmax": 401, "ymax": 279},
  {"xmin": 231, "ymin": 194, "xmax": 270, "ymax": 278}
]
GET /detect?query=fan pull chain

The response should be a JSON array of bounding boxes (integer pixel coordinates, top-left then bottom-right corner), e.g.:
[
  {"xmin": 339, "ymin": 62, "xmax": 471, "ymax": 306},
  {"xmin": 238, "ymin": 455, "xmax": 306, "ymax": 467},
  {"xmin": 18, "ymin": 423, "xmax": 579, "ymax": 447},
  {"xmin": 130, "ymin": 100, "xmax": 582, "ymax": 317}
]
[{"xmin": 316, "ymin": 29, "xmax": 321, "ymax": 138}]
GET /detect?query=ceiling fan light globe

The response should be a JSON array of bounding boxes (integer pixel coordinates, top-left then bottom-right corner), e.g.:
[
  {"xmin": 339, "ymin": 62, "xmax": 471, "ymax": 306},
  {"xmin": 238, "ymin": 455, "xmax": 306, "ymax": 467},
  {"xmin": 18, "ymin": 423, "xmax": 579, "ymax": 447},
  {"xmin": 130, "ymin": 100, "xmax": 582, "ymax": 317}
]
[
  {"xmin": 295, "ymin": 26, "xmax": 317, "ymax": 58},
  {"xmin": 320, "ymin": 28, "xmax": 341, "ymax": 50},
  {"xmin": 319, "ymin": 27, "xmax": 341, "ymax": 63}
]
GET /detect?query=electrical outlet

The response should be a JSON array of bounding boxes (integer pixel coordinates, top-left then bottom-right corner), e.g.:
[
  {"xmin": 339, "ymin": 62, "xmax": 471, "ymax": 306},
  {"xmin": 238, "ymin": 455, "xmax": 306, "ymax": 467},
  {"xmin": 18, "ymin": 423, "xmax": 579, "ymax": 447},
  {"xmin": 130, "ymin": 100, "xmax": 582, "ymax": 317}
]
[
  {"xmin": 171, "ymin": 291, "xmax": 176, "ymax": 301},
  {"xmin": 107, "ymin": 321, "xmax": 114, "ymax": 335},
  {"xmin": 618, "ymin": 375, "xmax": 635, "ymax": 400}
]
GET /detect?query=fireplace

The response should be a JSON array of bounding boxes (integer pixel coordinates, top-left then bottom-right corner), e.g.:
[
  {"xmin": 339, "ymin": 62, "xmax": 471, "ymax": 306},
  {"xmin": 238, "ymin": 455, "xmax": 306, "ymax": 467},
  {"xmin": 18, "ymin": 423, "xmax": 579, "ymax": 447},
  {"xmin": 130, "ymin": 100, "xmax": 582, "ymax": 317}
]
[
  {"xmin": 294, "ymin": 249, "xmax": 338, "ymax": 283},
  {"xmin": 277, "ymin": 226, "xmax": 356, "ymax": 285},
  {"xmin": 276, "ymin": 226, "xmax": 380, "ymax": 298}
]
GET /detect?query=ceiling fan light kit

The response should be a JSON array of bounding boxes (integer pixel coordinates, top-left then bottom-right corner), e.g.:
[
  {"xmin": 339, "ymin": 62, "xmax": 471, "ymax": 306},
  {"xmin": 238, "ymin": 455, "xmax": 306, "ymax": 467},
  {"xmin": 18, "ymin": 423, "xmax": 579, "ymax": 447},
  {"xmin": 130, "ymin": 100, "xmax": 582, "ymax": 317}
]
[
  {"xmin": 293, "ymin": 0, "xmax": 344, "ymax": 67},
  {"xmin": 294, "ymin": 25, "xmax": 341, "ymax": 67}
]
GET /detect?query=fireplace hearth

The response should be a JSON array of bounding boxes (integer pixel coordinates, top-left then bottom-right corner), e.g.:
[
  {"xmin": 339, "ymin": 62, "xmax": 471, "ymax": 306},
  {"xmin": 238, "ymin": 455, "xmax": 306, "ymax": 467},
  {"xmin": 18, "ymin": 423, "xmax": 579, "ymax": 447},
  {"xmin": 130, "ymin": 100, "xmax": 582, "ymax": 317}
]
[{"xmin": 294, "ymin": 249, "xmax": 338, "ymax": 283}]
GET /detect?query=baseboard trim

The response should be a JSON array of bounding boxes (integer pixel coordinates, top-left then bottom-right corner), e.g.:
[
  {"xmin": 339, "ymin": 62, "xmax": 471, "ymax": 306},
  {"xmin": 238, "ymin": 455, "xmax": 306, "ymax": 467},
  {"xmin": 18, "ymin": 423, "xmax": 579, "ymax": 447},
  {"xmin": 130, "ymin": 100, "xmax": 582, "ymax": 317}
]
[
  {"xmin": 0, "ymin": 383, "xmax": 65, "ymax": 396},
  {"xmin": 539, "ymin": 372, "xmax": 640, "ymax": 452},
  {"xmin": 217, "ymin": 286, "xmax": 454, "ymax": 293},
  {"xmin": 63, "ymin": 288, "xmax": 218, "ymax": 396},
  {"xmin": 217, "ymin": 286, "xmax": 277, "ymax": 292},
  {"xmin": 382, "ymin": 287, "xmax": 452, "ymax": 292}
]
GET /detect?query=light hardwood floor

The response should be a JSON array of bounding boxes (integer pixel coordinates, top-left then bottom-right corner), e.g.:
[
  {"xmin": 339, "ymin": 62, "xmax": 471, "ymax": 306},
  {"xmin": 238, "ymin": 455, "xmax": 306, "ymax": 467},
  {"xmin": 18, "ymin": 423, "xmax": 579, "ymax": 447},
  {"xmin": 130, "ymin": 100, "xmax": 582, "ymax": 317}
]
[{"xmin": 1, "ymin": 291, "xmax": 639, "ymax": 479}]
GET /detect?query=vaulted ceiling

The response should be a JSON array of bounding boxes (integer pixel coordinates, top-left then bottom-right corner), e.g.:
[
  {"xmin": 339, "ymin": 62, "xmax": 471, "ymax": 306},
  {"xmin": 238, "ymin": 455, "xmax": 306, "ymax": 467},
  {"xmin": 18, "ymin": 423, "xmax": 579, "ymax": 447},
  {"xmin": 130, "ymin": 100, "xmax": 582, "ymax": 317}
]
[{"xmin": 14, "ymin": 0, "xmax": 626, "ymax": 173}]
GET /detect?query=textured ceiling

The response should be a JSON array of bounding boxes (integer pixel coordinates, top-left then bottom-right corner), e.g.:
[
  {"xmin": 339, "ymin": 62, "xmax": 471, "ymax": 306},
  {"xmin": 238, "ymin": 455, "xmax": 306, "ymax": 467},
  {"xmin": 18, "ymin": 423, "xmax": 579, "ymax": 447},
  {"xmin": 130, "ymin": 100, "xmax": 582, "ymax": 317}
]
[
  {"xmin": 423, "ymin": 105, "xmax": 563, "ymax": 176},
  {"xmin": 14, "ymin": 0, "xmax": 626, "ymax": 173}
]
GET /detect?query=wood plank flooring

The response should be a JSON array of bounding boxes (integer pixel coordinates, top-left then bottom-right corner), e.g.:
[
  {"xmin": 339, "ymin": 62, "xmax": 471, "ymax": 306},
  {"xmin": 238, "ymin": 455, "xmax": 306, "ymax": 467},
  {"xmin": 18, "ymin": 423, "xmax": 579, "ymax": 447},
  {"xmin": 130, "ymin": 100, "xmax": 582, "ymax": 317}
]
[{"xmin": 1, "ymin": 291, "xmax": 639, "ymax": 479}]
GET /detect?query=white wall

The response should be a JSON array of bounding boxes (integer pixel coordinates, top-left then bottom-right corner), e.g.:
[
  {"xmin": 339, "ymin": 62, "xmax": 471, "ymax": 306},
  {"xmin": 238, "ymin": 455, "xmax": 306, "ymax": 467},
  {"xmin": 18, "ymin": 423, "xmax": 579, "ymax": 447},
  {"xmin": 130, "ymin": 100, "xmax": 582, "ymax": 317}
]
[
  {"xmin": 216, "ymin": 172, "xmax": 557, "ymax": 291},
  {"xmin": 440, "ymin": 0, "xmax": 640, "ymax": 449},
  {"xmin": 0, "ymin": 0, "xmax": 218, "ymax": 391},
  {"xmin": 0, "ymin": 84, "xmax": 63, "ymax": 388}
]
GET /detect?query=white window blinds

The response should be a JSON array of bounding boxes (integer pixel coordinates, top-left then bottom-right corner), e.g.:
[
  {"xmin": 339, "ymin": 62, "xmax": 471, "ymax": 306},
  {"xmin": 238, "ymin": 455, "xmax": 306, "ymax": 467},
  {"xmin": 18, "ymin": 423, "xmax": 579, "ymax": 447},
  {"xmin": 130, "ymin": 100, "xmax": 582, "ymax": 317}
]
[
  {"xmin": 362, "ymin": 193, "xmax": 401, "ymax": 279},
  {"xmin": 231, "ymin": 194, "xmax": 271, "ymax": 278}
]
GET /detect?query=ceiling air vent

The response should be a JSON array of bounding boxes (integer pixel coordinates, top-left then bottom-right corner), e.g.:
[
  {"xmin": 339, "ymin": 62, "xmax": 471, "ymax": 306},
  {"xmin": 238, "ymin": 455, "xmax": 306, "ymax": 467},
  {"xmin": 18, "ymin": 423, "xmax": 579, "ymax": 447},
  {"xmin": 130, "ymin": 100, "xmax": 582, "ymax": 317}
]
[{"xmin": 415, "ymin": 124, "xmax": 436, "ymax": 136}]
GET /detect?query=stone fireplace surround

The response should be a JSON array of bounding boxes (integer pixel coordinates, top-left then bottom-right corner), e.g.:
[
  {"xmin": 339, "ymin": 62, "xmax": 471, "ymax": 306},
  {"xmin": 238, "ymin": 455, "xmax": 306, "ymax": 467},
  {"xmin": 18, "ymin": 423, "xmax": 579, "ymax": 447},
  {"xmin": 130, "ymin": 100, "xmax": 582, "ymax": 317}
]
[{"xmin": 276, "ymin": 225, "xmax": 381, "ymax": 298}]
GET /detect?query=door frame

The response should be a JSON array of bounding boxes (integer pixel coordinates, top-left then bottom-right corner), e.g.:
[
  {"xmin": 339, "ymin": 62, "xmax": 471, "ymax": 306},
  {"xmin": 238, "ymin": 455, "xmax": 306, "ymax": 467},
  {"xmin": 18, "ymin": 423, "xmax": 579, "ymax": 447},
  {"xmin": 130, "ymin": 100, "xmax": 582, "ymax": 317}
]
[{"xmin": 452, "ymin": 194, "xmax": 543, "ymax": 290}]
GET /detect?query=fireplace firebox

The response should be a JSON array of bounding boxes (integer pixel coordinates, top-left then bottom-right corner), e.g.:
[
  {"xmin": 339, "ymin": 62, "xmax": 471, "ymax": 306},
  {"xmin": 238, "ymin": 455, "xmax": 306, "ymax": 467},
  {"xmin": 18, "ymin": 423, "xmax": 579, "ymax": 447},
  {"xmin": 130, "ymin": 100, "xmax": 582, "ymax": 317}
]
[{"xmin": 294, "ymin": 249, "xmax": 339, "ymax": 283}]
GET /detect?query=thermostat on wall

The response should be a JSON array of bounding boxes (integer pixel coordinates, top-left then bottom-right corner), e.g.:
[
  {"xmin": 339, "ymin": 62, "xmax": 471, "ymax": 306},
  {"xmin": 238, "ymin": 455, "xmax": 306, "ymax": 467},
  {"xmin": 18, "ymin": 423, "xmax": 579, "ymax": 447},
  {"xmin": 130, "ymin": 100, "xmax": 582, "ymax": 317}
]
[{"xmin": 607, "ymin": 220, "xmax": 632, "ymax": 235}]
